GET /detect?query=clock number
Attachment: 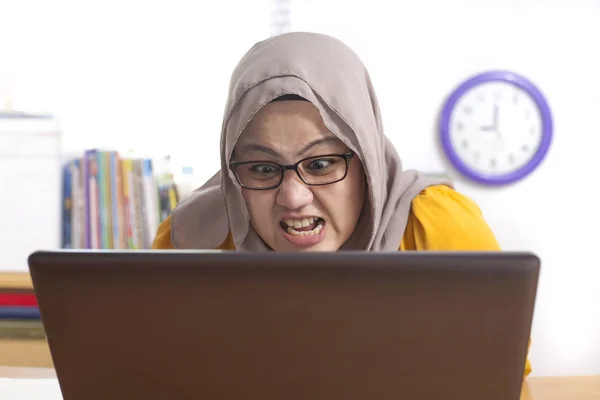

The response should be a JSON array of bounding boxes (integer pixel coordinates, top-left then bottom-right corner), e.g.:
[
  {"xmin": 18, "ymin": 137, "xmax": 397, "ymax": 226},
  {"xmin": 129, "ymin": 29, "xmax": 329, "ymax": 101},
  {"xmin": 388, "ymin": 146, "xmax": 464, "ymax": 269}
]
[
  {"xmin": 457, "ymin": 122, "xmax": 464, "ymax": 131},
  {"xmin": 477, "ymin": 94, "xmax": 485, "ymax": 103},
  {"xmin": 508, "ymin": 154, "xmax": 516, "ymax": 164},
  {"xmin": 513, "ymin": 93, "xmax": 519, "ymax": 104},
  {"xmin": 522, "ymin": 144, "xmax": 530, "ymax": 153},
  {"xmin": 461, "ymin": 139, "xmax": 469, "ymax": 149},
  {"xmin": 490, "ymin": 158, "xmax": 497, "ymax": 169},
  {"xmin": 464, "ymin": 106, "xmax": 472, "ymax": 115}
]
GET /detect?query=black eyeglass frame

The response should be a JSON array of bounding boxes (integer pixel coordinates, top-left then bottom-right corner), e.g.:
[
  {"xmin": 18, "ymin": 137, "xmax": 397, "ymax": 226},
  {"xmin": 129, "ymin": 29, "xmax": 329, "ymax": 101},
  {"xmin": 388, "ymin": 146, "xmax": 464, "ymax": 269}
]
[{"xmin": 228, "ymin": 151, "xmax": 355, "ymax": 190}]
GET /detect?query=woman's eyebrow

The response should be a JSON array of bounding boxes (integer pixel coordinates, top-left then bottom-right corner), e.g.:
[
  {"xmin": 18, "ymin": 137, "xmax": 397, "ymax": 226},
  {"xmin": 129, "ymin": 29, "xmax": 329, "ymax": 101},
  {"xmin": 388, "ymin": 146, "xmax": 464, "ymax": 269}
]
[
  {"xmin": 297, "ymin": 137, "xmax": 340, "ymax": 156},
  {"xmin": 240, "ymin": 136, "xmax": 341, "ymax": 159},
  {"xmin": 240, "ymin": 143, "xmax": 280, "ymax": 158}
]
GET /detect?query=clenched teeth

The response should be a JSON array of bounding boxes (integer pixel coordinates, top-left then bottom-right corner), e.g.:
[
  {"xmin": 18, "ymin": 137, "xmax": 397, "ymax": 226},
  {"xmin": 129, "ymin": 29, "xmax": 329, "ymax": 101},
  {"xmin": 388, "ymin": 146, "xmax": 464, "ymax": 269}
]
[
  {"xmin": 284, "ymin": 217, "xmax": 317, "ymax": 228},
  {"xmin": 282, "ymin": 217, "xmax": 324, "ymax": 236}
]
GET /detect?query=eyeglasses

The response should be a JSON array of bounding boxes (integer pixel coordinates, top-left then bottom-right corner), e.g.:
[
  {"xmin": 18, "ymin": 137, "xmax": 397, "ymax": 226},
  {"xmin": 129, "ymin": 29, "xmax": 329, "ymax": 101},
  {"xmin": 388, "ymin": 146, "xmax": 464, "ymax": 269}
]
[{"xmin": 229, "ymin": 151, "xmax": 355, "ymax": 190}]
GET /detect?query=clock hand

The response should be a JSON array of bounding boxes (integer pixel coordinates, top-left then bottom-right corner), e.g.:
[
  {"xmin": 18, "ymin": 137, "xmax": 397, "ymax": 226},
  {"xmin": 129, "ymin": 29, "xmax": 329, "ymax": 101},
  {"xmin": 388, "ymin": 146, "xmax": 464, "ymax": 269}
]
[{"xmin": 480, "ymin": 106, "xmax": 499, "ymax": 131}]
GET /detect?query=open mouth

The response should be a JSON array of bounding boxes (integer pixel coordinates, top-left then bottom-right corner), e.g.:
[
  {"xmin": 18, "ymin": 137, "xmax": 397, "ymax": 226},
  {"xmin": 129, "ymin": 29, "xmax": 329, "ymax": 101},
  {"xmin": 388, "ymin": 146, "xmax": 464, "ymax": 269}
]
[{"xmin": 280, "ymin": 217, "xmax": 325, "ymax": 237}]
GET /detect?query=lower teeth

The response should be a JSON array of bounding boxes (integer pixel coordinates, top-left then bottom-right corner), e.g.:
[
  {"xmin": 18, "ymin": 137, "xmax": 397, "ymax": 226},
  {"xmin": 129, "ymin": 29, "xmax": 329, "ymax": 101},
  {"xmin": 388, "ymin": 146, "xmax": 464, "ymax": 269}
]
[{"xmin": 286, "ymin": 221, "xmax": 323, "ymax": 236}]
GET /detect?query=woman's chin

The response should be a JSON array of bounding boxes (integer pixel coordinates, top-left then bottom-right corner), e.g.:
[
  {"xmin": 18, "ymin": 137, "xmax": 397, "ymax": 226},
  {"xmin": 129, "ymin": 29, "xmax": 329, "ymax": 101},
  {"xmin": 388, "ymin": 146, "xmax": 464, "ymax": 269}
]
[{"xmin": 264, "ymin": 224, "xmax": 342, "ymax": 252}]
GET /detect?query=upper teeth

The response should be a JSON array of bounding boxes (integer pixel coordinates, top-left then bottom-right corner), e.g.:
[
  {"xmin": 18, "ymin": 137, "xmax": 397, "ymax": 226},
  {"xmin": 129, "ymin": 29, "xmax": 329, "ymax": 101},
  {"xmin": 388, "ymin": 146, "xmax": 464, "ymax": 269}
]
[{"xmin": 285, "ymin": 217, "xmax": 317, "ymax": 228}]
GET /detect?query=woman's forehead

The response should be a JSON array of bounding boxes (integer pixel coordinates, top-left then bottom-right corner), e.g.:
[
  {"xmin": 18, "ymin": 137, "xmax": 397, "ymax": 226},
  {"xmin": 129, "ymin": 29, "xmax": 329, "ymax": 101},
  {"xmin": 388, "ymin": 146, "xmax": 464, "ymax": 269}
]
[{"xmin": 234, "ymin": 100, "xmax": 347, "ymax": 158}]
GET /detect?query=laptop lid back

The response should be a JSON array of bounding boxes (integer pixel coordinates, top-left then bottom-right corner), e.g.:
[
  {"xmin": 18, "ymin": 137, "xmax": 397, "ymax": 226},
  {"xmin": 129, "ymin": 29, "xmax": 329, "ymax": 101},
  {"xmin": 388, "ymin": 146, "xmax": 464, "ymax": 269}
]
[{"xmin": 28, "ymin": 250, "xmax": 539, "ymax": 400}]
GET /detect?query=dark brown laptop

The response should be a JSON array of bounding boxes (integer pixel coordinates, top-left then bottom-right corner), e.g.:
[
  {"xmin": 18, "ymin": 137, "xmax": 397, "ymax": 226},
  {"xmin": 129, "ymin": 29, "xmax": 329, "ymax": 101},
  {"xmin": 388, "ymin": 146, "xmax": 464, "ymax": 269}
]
[{"xmin": 28, "ymin": 250, "xmax": 539, "ymax": 400}]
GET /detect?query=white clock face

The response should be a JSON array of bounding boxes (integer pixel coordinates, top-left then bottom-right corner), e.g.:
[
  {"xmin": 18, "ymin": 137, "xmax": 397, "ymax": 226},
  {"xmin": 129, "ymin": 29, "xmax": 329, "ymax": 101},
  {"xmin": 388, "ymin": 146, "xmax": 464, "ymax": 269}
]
[{"xmin": 448, "ymin": 81, "xmax": 543, "ymax": 176}]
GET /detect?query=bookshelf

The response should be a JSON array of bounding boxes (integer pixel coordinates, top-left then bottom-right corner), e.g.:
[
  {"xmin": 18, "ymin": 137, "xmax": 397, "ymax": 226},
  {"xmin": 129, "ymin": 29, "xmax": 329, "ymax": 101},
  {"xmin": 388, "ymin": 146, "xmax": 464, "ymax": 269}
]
[{"xmin": 0, "ymin": 111, "xmax": 181, "ymax": 367}]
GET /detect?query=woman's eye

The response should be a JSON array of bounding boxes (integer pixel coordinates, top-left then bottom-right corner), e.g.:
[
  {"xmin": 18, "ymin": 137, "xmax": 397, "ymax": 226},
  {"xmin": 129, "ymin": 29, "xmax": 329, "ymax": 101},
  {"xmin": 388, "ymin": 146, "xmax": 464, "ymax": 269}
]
[
  {"xmin": 251, "ymin": 164, "xmax": 279, "ymax": 175},
  {"xmin": 308, "ymin": 158, "xmax": 334, "ymax": 171}
]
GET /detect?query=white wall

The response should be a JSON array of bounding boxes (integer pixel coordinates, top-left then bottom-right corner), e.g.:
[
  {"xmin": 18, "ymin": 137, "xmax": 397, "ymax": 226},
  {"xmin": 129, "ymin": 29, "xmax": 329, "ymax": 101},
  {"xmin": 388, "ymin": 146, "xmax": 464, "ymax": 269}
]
[
  {"xmin": 1, "ymin": 0, "xmax": 599, "ymax": 377},
  {"xmin": 0, "ymin": 0, "xmax": 271, "ymax": 165},
  {"xmin": 291, "ymin": 0, "xmax": 600, "ymax": 377}
]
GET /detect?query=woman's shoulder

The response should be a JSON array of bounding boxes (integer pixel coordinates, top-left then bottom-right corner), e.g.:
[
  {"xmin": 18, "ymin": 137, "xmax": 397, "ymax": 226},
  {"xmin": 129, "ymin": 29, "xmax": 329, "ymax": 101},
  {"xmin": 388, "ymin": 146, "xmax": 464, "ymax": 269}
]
[
  {"xmin": 151, "ymin": 216, "xmax": 175, "ymax": 249},
  {"xmin": 401, "ymin": 184, "xmax": 532, "ymax": 377},
  {"xmin": 400, "ymin": 184, "xmax": 500, "ymax": 251},
  {"xmin": 151, "ymin": 215, "xmax": 235, "ymax": 250},
  {"xmin": 412, "ymin": 184, "xmax": 484, "ymax": 216}
]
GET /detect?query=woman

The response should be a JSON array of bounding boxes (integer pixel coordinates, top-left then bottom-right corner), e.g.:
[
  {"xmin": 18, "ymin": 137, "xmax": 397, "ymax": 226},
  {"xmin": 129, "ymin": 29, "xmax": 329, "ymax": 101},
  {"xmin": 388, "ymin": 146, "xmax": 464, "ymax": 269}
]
[{"xmin": 152, "ymin": 31, "xmax": 531, "ymax": 376}]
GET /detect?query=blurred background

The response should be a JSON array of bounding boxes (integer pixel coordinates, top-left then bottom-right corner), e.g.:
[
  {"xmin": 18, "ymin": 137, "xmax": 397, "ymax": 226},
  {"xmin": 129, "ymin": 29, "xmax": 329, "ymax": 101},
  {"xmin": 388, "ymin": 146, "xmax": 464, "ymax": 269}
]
[{"xmin": 0, "ymin": 0, "xmax": 599, "ymax": 377}]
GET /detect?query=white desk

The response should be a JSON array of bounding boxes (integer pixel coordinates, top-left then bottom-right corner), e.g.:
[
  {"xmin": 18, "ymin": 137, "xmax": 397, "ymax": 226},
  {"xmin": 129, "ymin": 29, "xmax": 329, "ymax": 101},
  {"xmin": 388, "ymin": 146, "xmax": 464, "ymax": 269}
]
[{"xmin": 1, "ymin": 366, "xmax": 600, "ymax": 400}]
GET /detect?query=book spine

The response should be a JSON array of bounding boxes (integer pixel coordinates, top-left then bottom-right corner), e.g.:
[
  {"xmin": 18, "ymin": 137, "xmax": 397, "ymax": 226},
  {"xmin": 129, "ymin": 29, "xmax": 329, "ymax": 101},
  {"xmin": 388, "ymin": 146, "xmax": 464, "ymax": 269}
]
[
  {"xmin": 109, "ymin": 152, "xmax": 120, "ymax": 249},
  {"xmin": 133, "ymin": 160, "xmax": 145, "ymax": 249},
  {"xmin": 61, "ymin": 162, "xmax": 72, "ymax": 248},
  {"xmin": 0, "ymin": 293, "xmax": 38, "ymax": 306},
  {"xmin": 141, "ymin": 159, "xmax": 160, "ymax": 248},
  {"xmin": 0, "ymin": 320, "xmax": 45, "ymax": 339},
  {"xmin": 114, "ymin": 153, "xmax": 126, "ymax": 249},
  {"xmin": 104, "ymin": 152, "xmax": 114, "ymax": 249},
  {"xmin": 71, "ymin": 159, "xmax": 85, "ymax": 248},
  {"xmin": 121, "ymin": 159, "xmax": 135, "ymax": 249},
  {"xmin": 88, "ymin": 151, "xmax": 101, "ymax": 249},
  {"xmin": 82, "ymin": 150, "xmax": 92, "ymax": 248},
  {"xmin": 0, "ymin": 306, "xmax": 41, "ymax": 320},
  {"xmin": 97, "ymin": 151, "xmax": 108, "ymax": 249}
]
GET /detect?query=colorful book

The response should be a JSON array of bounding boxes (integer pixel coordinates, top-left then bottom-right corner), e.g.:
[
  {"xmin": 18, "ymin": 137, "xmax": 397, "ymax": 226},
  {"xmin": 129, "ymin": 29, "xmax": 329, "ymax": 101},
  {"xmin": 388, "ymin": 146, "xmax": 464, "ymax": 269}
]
[
  {"xmin": 61, "ymin": 162, "xmax": 73, "ymax": 248},
  {"xmin": 0, "ymin": 319, "xmax": 45, "ymax": 339},
  {"xmin": 0, "ymin": 293, "xmax": 38, "ymax": 307},
  {"xmin": 61, "ymin": 150, "xmax": 175, "ymax": 250},
  {"xmin": 0, "ymin": 306, "xmax": 41, "ymax": 320}
]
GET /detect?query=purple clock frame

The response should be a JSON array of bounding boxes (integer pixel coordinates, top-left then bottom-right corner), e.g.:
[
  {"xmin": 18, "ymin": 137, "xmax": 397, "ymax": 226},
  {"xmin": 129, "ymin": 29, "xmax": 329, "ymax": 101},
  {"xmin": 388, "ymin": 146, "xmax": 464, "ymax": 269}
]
[{"xmin": 439, "ymin": 70, "xmax": 553, "ymax": 186}]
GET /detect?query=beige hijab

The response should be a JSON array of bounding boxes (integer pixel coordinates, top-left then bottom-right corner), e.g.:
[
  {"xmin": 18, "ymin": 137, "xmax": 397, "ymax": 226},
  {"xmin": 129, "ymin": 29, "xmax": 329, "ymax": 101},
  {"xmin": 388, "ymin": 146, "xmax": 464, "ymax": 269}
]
[{"xmin": 171, "ymin": 32, "xmax": 450, "ymax": 251}]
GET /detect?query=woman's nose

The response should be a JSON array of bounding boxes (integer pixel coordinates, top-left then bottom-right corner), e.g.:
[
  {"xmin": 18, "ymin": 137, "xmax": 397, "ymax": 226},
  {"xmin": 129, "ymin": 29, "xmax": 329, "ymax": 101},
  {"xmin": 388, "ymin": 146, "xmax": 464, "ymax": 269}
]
[{"xmin": 276, "ymin": 171, "xmax": 314, "ymax": 210}]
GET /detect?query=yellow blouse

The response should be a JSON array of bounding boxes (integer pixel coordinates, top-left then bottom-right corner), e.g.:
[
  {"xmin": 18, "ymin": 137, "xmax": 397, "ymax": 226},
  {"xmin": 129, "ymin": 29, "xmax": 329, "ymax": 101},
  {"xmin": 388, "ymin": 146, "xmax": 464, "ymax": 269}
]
[{"xmin": 152, "ymin": 184, "xmax": 532, "ymax": 377}]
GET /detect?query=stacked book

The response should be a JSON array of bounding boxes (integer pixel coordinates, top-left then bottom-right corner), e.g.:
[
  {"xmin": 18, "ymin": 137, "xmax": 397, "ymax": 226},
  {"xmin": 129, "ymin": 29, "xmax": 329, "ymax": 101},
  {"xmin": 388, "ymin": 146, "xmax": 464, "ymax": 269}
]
[
  {"xmin": 0, "ymin": 274, "xmax": 44, "ymax": 340},
  {"xmin": 61, "ymin": 150, "xmax": 179, "ymax": 250}
]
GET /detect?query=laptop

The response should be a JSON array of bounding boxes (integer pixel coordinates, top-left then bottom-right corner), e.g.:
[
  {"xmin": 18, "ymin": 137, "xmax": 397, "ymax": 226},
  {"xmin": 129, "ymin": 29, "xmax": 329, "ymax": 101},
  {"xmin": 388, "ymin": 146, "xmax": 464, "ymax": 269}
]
[{"xmin": 28, "ymin": 250, "xmax": 539, "ymax": 400}]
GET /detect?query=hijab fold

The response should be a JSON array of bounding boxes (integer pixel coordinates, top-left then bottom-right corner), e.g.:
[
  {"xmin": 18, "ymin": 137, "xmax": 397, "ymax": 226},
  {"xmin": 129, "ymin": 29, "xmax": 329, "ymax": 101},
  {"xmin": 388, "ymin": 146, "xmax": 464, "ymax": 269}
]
[{"xmin": 171, "ymin": 32, "xmax": 451, "ymax": 251}]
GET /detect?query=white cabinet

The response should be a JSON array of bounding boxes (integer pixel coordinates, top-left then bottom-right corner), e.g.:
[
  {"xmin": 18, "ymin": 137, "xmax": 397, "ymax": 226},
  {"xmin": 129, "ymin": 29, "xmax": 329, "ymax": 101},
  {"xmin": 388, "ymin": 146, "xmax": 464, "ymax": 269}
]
[{"xmin": 0, "ymin": 113, "xmax": 62, "ymax": 272}]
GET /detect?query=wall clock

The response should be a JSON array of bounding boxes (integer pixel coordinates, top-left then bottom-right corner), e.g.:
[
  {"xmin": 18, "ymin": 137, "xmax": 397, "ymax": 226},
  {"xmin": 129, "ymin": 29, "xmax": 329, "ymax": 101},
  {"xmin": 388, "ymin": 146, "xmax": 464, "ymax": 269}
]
[{"xmin": 439, "ymin": 70, "xmax": 553, "ymax": 185}]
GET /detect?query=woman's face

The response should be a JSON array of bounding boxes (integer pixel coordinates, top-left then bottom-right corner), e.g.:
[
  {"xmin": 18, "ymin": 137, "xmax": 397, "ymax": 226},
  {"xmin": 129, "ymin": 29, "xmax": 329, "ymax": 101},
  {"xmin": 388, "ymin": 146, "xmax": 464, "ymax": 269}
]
[{"xmin": 232, "ymin": 100, "xmax": 365, "ymax": 252}]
